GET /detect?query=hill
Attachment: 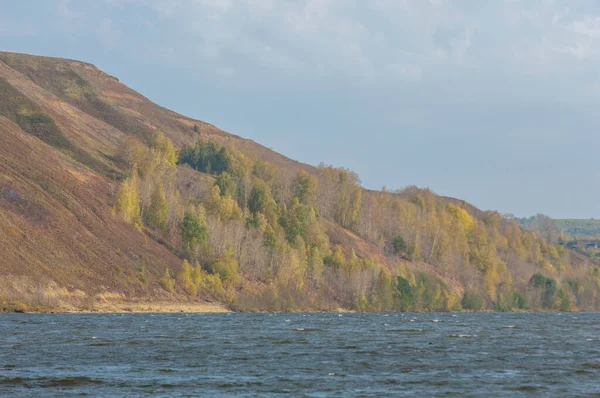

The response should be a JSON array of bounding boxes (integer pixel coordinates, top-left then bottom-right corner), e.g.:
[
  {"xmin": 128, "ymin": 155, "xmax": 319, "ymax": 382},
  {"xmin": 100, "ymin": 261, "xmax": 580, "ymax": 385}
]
[
  {"xmin": 554, "ymin": 219, "xmax": 600, "ymax": 237},
  {"xmin": 1, "ymin": 51, "xmax": 599, "ymax": 312}
]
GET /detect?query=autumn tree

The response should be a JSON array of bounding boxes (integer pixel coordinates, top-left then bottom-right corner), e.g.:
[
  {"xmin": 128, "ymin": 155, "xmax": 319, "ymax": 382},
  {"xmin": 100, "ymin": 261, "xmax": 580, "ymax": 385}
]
[
  {"xmin": 161, "ymin": 268, "xmax": 175, "ymax": 292},
  {"xmin": 211, "ymin": 249, "xmax": 239, "ymax": 287},
  {"xmin": 114, "ymin": 171, "xmax": 141, "ymax": 227},
  {"xmin": 144, "ymin": 184, "xmax": 168, "ymax": 231},
  {"xmin": 150, "ymin": 131, "xmax": 178, "ymax": 167}
]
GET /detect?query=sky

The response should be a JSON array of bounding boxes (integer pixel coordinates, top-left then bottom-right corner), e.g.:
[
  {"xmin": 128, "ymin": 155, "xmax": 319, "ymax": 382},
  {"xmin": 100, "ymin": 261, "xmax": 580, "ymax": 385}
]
[{"xmin": 1, "ymin": 0, "xmax": 599, "ymax": 218}]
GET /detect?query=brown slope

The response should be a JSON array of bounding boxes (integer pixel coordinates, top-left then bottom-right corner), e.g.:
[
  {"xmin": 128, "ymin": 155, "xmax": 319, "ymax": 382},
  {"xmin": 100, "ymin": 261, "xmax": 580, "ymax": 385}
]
[
  {"xmin": 0, "ymin": 114, "xmax": 194, "ymax": 308},
  {"xmin": 0, "ymin": 51, "xmax": 318, "ymax": 311},
  {"xmin": 0, "ymin": 51, "xmax": 314, "ymax": 175}
]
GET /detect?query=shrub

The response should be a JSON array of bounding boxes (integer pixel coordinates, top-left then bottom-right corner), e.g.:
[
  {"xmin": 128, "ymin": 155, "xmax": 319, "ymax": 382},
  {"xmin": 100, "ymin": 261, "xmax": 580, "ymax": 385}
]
[
  {"xmin": 160, "ymin": 268, "xmax": 175, "ymax": 293},
  {"xmin": 395, "ymin": 276, "xmax": 417, "ymax": 311},
  {"xmin": 392, "ymin": 235, "xmax": 407, "ymax": 255},
  {"xmin": 461, "ymin": 290, "xmax": 485, "ymax": 311},
  {"xmin": 512, "ymin": 292, "xmax": 527, "ymax": 310},
  {"xmin": 212, "ymin": 250, "xmax": 239, "ymax": 286}
]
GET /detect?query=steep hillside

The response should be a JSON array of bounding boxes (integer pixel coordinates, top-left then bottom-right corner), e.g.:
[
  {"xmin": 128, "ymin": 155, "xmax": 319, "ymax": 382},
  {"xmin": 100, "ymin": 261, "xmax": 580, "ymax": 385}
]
[{"xmin": 1, "ymin": 51, "xmax": 599, "ymax": 312}]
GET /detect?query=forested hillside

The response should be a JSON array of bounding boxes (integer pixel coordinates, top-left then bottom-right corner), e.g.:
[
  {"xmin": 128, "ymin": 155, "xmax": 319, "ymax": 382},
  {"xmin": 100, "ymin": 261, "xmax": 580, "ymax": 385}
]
[
  {"xmin": 554, "ymin": 219, "xmax": 600, "ymax": 237},
  {"xmin": 1, "ymin": 51, "xmax": 599, "ymax": 312}
]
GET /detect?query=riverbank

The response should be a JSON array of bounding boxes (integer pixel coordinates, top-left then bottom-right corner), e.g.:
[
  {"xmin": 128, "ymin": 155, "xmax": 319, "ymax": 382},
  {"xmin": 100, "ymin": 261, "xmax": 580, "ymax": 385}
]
[{"xmin": 0, "ymin": 300, "xmax": 230, "ymax": 313}]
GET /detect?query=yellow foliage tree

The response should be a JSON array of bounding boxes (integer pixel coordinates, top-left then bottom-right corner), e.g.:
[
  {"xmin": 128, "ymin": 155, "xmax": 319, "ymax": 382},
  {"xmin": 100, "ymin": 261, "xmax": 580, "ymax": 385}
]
[
  {"xmin": 145, "ymin": 184, "xmax": 169, "ymax": 231},
  {"xmin": 447, "ymin": 204, "xmax": 474, "ymax": 231},
  {"xmin": 212, "ymin": 249, "xmax": 239, "ymax": 286},
  {"xmin": 114, "ymin": 171, "xmax": 141, "ymax": 227},
  {"xmin": 150, "ymin": 131, "xmax": 178, "ymax": 167},
  {"xmin": 177, "ymin": 260, "xmax": 197, "ymax": 295},
  {"xmin": 160, "ymin": 267, "xmax": 175, "ymax": 293}
]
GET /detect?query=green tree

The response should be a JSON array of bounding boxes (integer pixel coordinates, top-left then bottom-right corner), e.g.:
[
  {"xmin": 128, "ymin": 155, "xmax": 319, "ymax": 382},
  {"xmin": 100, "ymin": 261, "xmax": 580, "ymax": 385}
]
[
  {"xmin": 181, "ymin": 208, "xmax": 208, "ymax": 256},
  {"xmin": 247, "ymin": 179, "xmax": 277, "ymax": 222},
  {"xmin": 279, "ymin": 198, "xmax": 311, "ymax": 242},
  {"xmin": 512, "ymin": 292, "xmax": 527, "ymax": 310},
  {"xmin": 392, "ymin": 235, "xmax": 407, "ymax": 255},
  {"xmin": 395, "ymin": 276, "xmax": 417, "ymax": 311},
  {"xmin": 461, "ymin": 290, "xmax": 485, "ymax": 311},
  {"xmin": 248, "ymin": 180, "xmax": 267, "ymax": 214},
  {"xmin": 215, "ymin": 172, "xmax": 233, "ymax": 198},
  {"xmin": 293, "ymin": 170, "xmax": 317, "ymax": 206},
  {"xmin": 178, "ymin": 141, "xmax": 232, "ymax": 175}
]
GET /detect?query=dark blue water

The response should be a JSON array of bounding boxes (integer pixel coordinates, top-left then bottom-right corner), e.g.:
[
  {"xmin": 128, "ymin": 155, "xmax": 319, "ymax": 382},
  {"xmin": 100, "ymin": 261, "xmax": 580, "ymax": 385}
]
[{"xmin": 1, "ymin": 313, "xmax": 599, "ymax": 397}]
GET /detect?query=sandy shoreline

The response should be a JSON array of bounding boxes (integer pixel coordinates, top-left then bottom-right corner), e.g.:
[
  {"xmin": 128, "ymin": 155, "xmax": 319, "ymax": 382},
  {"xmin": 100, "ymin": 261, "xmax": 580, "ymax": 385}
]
[
  {"xmin": 2, "ymin": 301, "xmax": 363, "ymax": 314},
  {"xmin": 1, "ymin": 301, "xmax": 231, "ymax": 314},
  {"xmin": 71, "ymin": 301, "xmax": 231, "ymax": 313}
]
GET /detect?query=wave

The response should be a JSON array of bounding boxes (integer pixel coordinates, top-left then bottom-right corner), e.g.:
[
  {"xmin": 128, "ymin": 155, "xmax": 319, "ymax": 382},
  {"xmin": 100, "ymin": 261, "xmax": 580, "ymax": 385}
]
[{"xmin": 0, "ymin": 376, "xmax": 104, "ymax": 387}]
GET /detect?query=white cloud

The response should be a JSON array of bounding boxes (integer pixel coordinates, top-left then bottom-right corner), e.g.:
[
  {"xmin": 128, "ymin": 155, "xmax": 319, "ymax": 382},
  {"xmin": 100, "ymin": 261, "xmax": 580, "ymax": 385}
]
[
  {"xmin": 31, "ymin": 1, "xmax": 600, "ymax": 96},
  {"xmin": 571, "ymin": 16, "xmax": 600, "ymax": 38}
]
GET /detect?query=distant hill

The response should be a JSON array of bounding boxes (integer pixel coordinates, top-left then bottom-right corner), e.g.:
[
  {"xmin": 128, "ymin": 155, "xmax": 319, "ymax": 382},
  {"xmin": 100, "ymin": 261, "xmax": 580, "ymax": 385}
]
[
  {"xmin": 1, "ymin": 51, "xmax": 599, "ymax": 312},
  {"xmin": 553, "ymin": 219, "xmax": 600, "ymax": 237}
]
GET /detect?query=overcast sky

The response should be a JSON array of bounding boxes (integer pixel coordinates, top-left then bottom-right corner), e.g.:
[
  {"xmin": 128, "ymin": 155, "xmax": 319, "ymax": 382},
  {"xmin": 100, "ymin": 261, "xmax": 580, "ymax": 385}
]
[{"xmin": 1, "ymin": 0, "xmax": 599, "ymax": 218}]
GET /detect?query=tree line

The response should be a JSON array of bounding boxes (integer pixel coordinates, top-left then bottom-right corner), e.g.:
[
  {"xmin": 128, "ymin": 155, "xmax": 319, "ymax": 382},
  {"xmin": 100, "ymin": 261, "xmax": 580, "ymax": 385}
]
[{"xmin": 112, "ymin": 133, "xmax": 600, "ymax": 311}]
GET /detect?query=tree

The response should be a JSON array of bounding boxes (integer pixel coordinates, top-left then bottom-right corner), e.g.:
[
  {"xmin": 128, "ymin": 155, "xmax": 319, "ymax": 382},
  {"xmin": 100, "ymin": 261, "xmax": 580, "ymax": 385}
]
[
  {"xmin": 325, "ymin": 246, "xmax": 346, "ymax": 269},
  {"xmin": 114, "ymin": 171, "xmax": 141, "ymax": 227},
  {"xmin": 461, "ymin": 290, "xmax": 485, "ymax": 310},
  {"xmin": 293, "ymin": 171, "xmax": 317, "ymax": 206},
  {"xmin": 248, "ymin": 180, "xmax": 267, "ymax": 214},
  {"xmin": 160, "ymin": 268, "xmax": 175, "ymax": 292},
  {"xmin": 144, "ymin": 185, "xmax": 168, "ymax": 231},
  {"xmin": 178, "ymin": 141, "xmax": 232, "ymax": 175},
  {"xmin": 177, "ymin": 260, "xmax": 197, "ymax": 295},
  {"xmin": 120, "ymin": 136, "xmax": 146, "ymax": 171},
  {"xmin": 150, "ymin": 131, "xmax": 178, "ymax": 167},
  {"xmin": 333, "ymin": 169, "xmax": 362, "ymax": 229},
  {"xmin": 279, "ymin": 198, "xmax": 311, "ymax": 243},
  {"xmin": 395, "ymin": 276, "xmax": 417, "ymax": 311},
  {"xmin": 212, "ymin": 249, "xmax": 239, "ymax": 286},
  {"xmin": 247, "ymin": 179, "xmax": 276, "ymax": 221},
  {"xmin": 448, "ymin": 204, "xmax": 473, "ymax": 231},
  {"xmin": 181, "ymin": 208, "xmax": 208, "ymax": 256},
  {"xmin": 307, "ymin": 247, "xmax": 324, "ymax": 286},
  {"xmin": 206, "ymin": 185, "xmax": 242, "ymax": 221},
  {"xmin": 372, "ymin": 269, "xmax": 394, "ymax": 310},
  {"xmin": 392, "ymin": 235, "xmax": 407, "ymax": 255},
  {"xmin": 215, "ymin": 172, "xmax": 232, "ymax": 198}
]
